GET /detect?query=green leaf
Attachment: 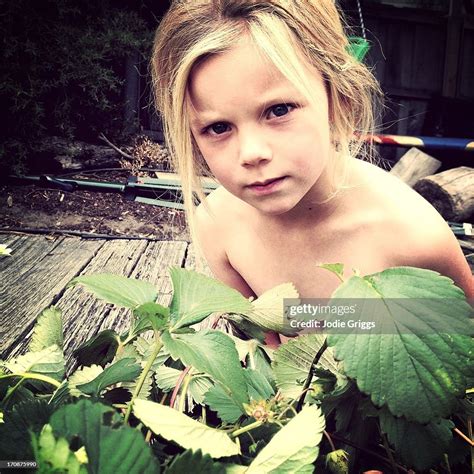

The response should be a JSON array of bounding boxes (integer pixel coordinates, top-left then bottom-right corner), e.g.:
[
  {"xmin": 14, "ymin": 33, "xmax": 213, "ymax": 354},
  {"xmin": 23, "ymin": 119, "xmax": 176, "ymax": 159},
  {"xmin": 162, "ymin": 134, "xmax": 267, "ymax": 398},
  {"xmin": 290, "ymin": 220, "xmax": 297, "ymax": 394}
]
[
  {"xmin": 73, "ymin": 330, "xmax": 120, "ymax": 367},
  {"xmin": 204, "ymin": 384, "xmax": 243, "ymax": 423},
  {"xmin": 30, "ymin": 306, "xmax": 63, "ymax": 352},
  {"xmin": 69, "ymin": 365, "xmax": 103, "ymax": 397},
  {"xmin": 244, "ymin": 369, "xmax": 275, "ymax": 400},
  {"xmin": 76, "ymin": 358, "xmax": 141, "ymax": 397},
  {"xmin": 4, "ymin": 345, "xmax": 65, "ymax": 381},
  {"xmin": 37, "ymin": 424, "xmax": 87, "ymax": 474},
  {"xmin": 169, "ymin": 268, "xmax": 253, "ymax": 330},
  {"xmin": 247, "ymin": 405, "xmax": 325, "ymax": 473},
  {"xmin": 50, "ymin": 399, "xmax": 159, "ymax": 474},
  {"xmin": 164, "ymin": 449, "xmax": 226, "ymax": 473},
  {"xmin": 273, "ymin": 334, "xmax": 347, "ymax": 399},
  {"xmin": 133, "ymin": 302, "xmax": 170, "ymax": 333},
  {"xmin": 0, "ymin": 399, "xmax": 54, "ymax": 461},
  {"xmin": 162, "ymin": 330, "xmax": 249, "ymax": 406},
  {"xmin": 318, "ymin": 263, "xmax": 345, "ymax": 280},
  {"xmin": 243, "ymin": 283, "xmax": 299, "ymax": 335},
  {"xmin": 188, "ymin": 375, "xmax": 214, "ymax": 405},
  {"xmin": 69, "ymin": 273, "xmax": 157, "ymax": 309},
  {"xmin": 379, "ymin": 408, "xmax": 454, "ymax": 470},
  {"xmin": 327, "ymin": 267, "xmax": 474, "ymax": 423},
  {"xmin": 155, "ymin": 365, "xmax": 182, "ymax": 392},
  {"xmin": 133, "ymin": 399, "xmax": 240, "ymax": 458}
]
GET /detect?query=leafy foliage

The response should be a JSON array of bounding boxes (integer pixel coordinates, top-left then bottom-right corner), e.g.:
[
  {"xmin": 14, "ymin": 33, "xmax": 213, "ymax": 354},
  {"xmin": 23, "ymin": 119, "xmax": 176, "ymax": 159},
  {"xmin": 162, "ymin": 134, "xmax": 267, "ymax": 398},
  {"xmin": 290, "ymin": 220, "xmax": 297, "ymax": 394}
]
[
  {"xmin": 161, "ymin": 329, "xmax": 249, "ymax": 407},
  {"xmin": 133, "ymin": 399, "xmax": 241, "ymax": 458},
  {"xmin": 1, "ymin": 266, "xmax": 472, "ymax": 472},
  {"xmin": 1, "ymin": 0, "xmax": 153, "ymax": 171},
  {"xmin": 50, "ymin": 400, "xmax": 159, "ymax": 474},
  {"xmin": 246, "ymin": 405, "xmax": 325, "ymax": 473}
]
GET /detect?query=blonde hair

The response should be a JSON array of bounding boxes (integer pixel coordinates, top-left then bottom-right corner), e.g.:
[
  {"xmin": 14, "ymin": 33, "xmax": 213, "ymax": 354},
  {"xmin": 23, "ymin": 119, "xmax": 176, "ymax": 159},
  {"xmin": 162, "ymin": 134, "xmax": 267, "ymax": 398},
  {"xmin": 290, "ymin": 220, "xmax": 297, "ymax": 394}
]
[{"xmin": 152, "ymin": 0, "xmax": 382, "ymax": 243}]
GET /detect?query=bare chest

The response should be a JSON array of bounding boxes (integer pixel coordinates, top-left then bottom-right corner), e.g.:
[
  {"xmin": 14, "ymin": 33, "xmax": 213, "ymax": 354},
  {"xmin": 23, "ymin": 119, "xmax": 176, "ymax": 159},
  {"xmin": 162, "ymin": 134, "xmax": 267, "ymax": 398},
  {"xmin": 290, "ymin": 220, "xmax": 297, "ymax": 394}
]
[{"xmin": 225, "ymin": 221, "xmax": 391, "ymax": 298}]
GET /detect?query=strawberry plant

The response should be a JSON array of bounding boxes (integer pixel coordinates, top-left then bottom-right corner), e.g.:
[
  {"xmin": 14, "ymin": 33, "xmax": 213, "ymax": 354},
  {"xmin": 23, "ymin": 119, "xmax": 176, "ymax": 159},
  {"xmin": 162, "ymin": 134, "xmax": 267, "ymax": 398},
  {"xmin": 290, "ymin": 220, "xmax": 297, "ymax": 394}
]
[{"xmin": 0, "ymin": 266, "xmax": 472, "ymax": 473}]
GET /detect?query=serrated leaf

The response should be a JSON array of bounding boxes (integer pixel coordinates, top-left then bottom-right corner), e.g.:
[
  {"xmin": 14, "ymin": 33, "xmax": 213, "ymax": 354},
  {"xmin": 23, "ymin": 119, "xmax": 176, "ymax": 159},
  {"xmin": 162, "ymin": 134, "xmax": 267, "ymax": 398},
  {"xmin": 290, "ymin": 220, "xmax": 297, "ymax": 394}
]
[
  {"xmin": 379, "ymin": 408, "xmax": 454, "ymax": 470},
  {"xmin": 0, "ymin": 399, "xmax": 54, "ymax": 461},
  {"xmin": 162, "ymin": 330, "xmax": 249, "ymax": 406},
  {"xmin": 273, "ymin": 334, "xmax": 347, "ymax": 398},
  {"xmin": 155, "ymin": 365, "xmax": 182, "ymax": 392},
  {"xmin": 133, "ymin": 302, "xmax": 169, "ymax": 333},
  {"xmin": 5, "ymin": 345, "xmax": 65, "ymax": 382},
  {"xmin": 76, "ymin": 358, "xmax": 141, "ymax": 397},
  {"xmin": 247, "ymin": 405, "xmax": 325, "ymax": 473},
  {"xmin": 165, "ymin": 449, "xmax": 226, "ymax": 473},
  {"xmin": 73, "ymin": 330, "xmax": 120, "ymax": 367},
  {"xmin": 327, "ymin": 267, "xmax": 474, "ymax": 423},
  {"xmin": 204, "ymin": 384, "xmax": 243, "ymax": 423},
  {"xmin": 50, "ymin": 399, "xmax": 159, "ymax": 474},
  {"xmin": 37, "ymin": 424, "xmax": 87, "ymax": 474},
  {"xmin": 68, "ymin": 365, "xmax": 104, "ymax": 397},
  {"xmin": 188, "ymin": 375, "xmax": 214, "ymax": 405},
  {"xmin": 243, "ymin": 283, "xmax": 299, "ymax": 335},
  {"xmin": 70, "ymin": 273, "xmax": 157, "ymax": 309},
  {"xmin": 134, "ymin": 399, "xmax": 240, "ymax": 458},
  {"xmin": 169, "ymin": 268, "xmax": 253, "ymax": 330},
  {"xmin": 30, "ymin": 306, "xmax": 63, "ymax": 352}
]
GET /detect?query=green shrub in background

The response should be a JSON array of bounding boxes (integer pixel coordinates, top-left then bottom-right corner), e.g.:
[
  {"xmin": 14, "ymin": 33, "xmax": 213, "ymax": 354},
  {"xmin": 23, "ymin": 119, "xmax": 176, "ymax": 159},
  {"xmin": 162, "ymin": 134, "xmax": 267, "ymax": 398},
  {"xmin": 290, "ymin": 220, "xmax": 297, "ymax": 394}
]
[{"xmin": 0, "ymin": 0, "xmax": 153, "ymax": 172}]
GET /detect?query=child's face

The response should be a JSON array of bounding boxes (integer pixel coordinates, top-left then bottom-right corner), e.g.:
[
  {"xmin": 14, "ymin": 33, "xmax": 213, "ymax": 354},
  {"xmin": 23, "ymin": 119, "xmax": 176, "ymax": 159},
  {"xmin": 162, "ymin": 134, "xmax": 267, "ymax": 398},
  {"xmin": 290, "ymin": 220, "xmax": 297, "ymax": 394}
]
[{"xmin": 188, "ymin": 38, "xmax": 334, "ymax": 216}]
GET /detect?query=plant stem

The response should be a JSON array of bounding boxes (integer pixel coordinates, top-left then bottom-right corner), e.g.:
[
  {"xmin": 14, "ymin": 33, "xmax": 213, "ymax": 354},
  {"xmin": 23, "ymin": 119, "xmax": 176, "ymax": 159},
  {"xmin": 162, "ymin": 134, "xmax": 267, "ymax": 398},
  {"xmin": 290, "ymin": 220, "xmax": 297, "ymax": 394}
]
[
  {"xmin": 0, "ymin": 372, "xmax": 61, "ymax": 387},
  {"xmin": 231, "ymin": 420, "xmax": 264, "ymax": 438},
  {"xmin": 296, "ymin": 339, "xmax": 328, "ymax": 412},
  {"xmin": 178, "ymin": 373, "xmax": 192, "ymax": 413},
  {"xmin": 380, "ymin": 429, "xmax": 399, "ymax": 474},
  {"xmin": 454, "ymin": 427, "xmax": 474, "ymax": 446},
  {"xmin": 170, "ymin": 367, "xmax": 191, "ymax": 408},
  {"xmin": 124, "ymin": 337, "xmax": 163, "ymax": 424},
  {"xmin": 324, "ymin": 430, "xmax": 336, "ymax": 452}
]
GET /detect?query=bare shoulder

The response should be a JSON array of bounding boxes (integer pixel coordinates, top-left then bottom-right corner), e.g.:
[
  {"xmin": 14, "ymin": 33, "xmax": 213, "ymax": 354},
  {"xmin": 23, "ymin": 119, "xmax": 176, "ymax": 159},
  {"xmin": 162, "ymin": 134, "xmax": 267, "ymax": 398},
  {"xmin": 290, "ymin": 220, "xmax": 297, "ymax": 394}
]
[
  {"xmin": 351, "ymin": 160, "xmax": 473, "ymax": 298},
  {"xmin": 195, "ymin": 187, "xmax": 256, "ymax": 298}
]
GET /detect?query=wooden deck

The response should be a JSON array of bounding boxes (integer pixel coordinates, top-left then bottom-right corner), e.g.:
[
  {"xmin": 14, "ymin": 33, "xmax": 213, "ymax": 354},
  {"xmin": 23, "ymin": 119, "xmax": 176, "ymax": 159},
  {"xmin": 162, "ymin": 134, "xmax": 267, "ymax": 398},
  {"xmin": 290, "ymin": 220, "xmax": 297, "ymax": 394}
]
[{"xmin": 0, "ymin": 232, "xmax": 199, "ymax": 369}]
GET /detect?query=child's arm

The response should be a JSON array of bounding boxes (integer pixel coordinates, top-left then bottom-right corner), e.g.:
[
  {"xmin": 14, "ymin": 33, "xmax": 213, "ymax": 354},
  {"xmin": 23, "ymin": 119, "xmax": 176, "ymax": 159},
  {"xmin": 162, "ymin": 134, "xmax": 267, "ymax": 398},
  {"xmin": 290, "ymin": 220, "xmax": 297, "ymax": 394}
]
[
  {"xmin": 195, "ymin": 202, "xmax": 256, "ymax": 299},
  {"xmin": 195, "ymin": 201, "xmax": 282, "ymax": 347}
]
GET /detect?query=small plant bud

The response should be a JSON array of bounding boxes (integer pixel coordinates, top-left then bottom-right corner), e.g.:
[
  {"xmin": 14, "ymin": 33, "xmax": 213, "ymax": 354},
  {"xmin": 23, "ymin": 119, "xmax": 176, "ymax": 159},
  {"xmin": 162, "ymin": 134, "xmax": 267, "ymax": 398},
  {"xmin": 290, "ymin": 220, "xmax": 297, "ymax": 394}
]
[{"xmin": 325, "ymin": 449, "xmax": 349, "ymax": 474}]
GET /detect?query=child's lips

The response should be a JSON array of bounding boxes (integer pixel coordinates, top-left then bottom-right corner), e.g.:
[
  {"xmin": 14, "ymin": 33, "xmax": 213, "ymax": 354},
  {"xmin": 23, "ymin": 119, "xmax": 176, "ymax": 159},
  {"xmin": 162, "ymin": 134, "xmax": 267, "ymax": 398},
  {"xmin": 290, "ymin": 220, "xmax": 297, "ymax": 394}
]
[{"xmin": 246, "ymin": 176, "xmax": 287, "ymax": 194}]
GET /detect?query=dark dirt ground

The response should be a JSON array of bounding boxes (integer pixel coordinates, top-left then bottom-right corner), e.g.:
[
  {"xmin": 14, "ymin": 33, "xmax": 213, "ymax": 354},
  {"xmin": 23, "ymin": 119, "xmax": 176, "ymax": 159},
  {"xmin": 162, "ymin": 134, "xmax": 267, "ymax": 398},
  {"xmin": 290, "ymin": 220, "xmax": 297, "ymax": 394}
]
[{"xmin": 0, "ymin": 170, "xmax": 189, "ymax": 240}]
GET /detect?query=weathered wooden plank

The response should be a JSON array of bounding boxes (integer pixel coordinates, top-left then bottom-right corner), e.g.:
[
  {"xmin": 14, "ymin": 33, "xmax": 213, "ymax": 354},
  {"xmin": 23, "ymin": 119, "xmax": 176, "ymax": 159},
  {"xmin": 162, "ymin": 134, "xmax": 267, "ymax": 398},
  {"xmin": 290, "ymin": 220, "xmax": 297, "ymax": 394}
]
[
  {"xmin": 1, "ymin": 236, "xmax": 104, "ymax": 358},
  {"xmin": 98, "ymin": 240, "xmax": 188, "ymax": 335},
  {"xmin": 53, "ymin": 239, "xmax": 148, "ymax": 367},
  {"xmin": 0, "ymin": 234, "xmax": 65, "ymax": 280}
]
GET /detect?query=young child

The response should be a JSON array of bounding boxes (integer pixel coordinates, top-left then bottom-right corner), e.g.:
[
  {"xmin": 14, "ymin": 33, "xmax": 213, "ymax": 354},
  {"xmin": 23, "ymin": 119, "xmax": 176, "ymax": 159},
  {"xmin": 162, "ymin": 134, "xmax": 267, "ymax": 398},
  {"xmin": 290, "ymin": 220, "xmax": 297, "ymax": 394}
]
[{"xmin": 152, "ymin": 0, "xmax": 473, "ymax": 342}]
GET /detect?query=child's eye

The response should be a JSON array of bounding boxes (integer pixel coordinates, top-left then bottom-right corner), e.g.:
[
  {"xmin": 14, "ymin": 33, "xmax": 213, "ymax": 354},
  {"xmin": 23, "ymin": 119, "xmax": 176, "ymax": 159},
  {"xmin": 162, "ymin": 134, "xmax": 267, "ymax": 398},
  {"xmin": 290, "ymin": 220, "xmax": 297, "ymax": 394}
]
[
  {"xmin": 266, "ymin": 103, "xmax": 295, "ymax": 119},
  {"xmin": 205, "ymin": 122, "xmax": 230, "ymax": 136}
]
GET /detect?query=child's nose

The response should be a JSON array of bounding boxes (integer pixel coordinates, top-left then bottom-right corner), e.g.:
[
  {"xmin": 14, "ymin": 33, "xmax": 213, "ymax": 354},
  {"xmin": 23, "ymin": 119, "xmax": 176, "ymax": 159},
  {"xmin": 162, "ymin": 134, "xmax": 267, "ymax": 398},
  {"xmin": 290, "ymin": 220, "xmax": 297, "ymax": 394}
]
[{"xmin": 237, "ymin": 129, "xmax": 273, "ymax": 167}]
